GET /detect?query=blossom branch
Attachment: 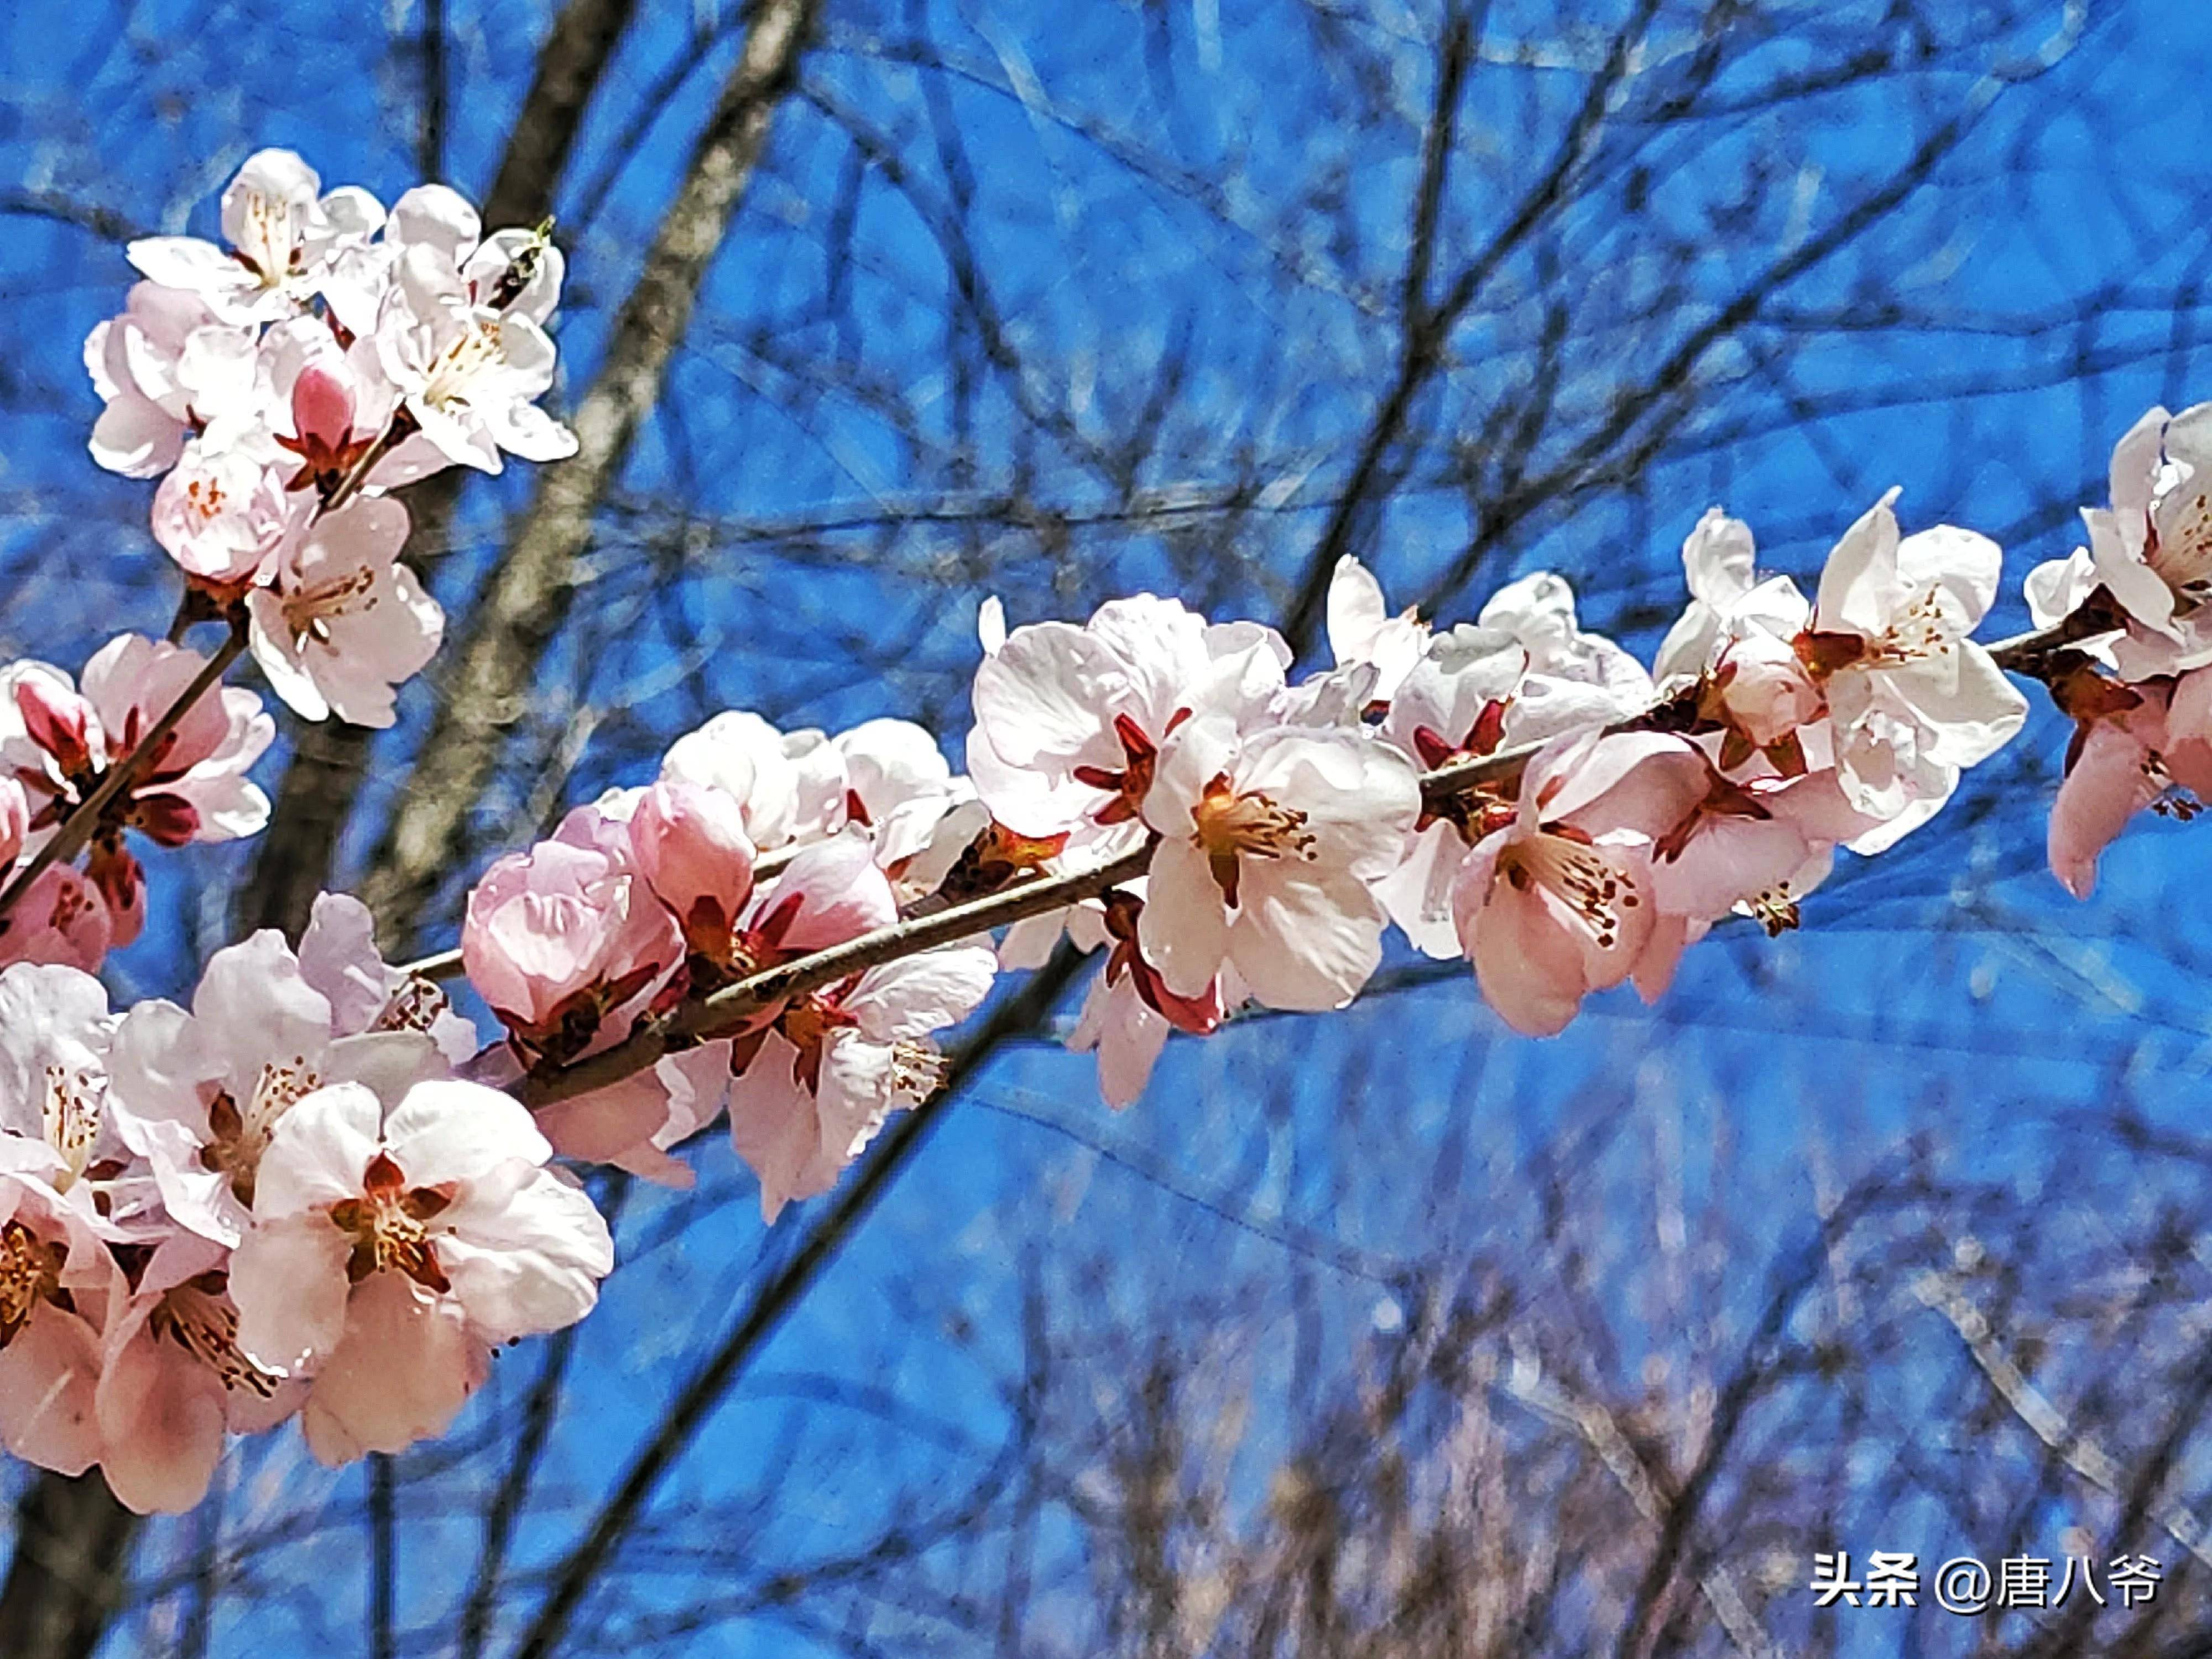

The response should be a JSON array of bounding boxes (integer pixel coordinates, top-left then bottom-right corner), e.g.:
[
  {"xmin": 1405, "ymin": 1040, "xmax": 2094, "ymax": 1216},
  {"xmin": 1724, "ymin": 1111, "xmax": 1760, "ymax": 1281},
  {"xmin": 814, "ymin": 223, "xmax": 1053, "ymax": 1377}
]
[{"xmin": 523, "ymin": 840, "xmax": 1155, "ymax": 1106}]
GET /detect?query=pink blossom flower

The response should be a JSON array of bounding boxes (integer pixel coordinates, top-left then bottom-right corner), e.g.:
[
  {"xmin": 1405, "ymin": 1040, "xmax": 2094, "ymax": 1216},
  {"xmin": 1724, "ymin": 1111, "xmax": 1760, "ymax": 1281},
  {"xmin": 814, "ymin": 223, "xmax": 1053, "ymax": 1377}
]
[
  {"xmin": 244, "ymin": 495, "xmax": 443, "ymax": 727},
  {"xmin": 629, "ymin": 778, "xmax": 757, "ymax": 959},
  {"xmin": 1796, "ymin": 491, "xmax": 2028, "ymax": 851},
  {"xmin": 150, "ymin": 443, "xmax": 297, "ymax": 591},
  {"xmin": 969, "ymin": 594, "xmax": 1290, "ymax": 851},
  {"xmin": 225, "ymin": 1078, "xmax": 612, "ymax": 1464},
  {"xmin": 2046, "ymin": 669, "xmax": 2212, "ymax": 899},
  {"xmin": 373, "ymin": 237, "xmax": 577, "ymax": 476},
  {"xmin": 0, "ymin": 634, "xmax": 273, "ymax": 853},
  {"xmin": 1650, "ymin": 509, "xmax": 1826, "ymax": 756},
  {"xmin": 0, "ymin": 963, "xmax": 164, "ymax": 1236},
  {"xmin": 1450, "ymin": 733, "xmax": 1708, "ymax": 1037},
  {"xmin": 0, "ymin": 1171, "xmax": 119, "ymax": 1475},
  {"xmin": 726, "ymin": 945, "xmax": 997, "ymax": 1221},
  {"xmin": 107, "ymin": 929, "xmax": 450, "ymax": 1248},
  {"xmin": 1138, "ymin": 719, "xmax": 1419, "ymax": 1011},
  {"xmin": 0, "ymin": 865, "xmax": 114, "ymax": 974},
  {"xmin": 94, "ymin": 1232, "xmax": 298, "ymax": 1514},
  {"xmin": 461, "ymin": 824, "xmax": 681, "ymax": 1067}
]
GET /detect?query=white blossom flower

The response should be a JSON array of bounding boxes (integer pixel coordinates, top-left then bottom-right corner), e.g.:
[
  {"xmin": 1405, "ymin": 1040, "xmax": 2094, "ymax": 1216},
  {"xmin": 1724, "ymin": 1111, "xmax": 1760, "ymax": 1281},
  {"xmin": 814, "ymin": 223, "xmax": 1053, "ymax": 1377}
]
[
  {"xmin": 226, "ymin": 1078, "xmax": 612, "ymax": 1464},
  {"xmin": 1797, "ymin": 489, "xmax": 2028, "ymax": 852},
  {"xmin": 128, "ymin": 149, "xmax": 383, "ymax": 326},
  {"xmin": 244, "ymin": 495, "xmax": 442, "ymax": 726},
  {"xmin": 1137, "ymin": 719, "xmax": 1419, "ymax": 1011}
]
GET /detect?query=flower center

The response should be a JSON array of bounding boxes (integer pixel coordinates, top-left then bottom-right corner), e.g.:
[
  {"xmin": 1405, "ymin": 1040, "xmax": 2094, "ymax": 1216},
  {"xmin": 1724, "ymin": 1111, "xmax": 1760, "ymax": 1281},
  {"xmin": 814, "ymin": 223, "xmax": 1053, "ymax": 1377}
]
[
  {"xmin": 1743, "ymin": 883, "xmax": 1803, "ymax": 937},
  {"xmin": 280, "ymin": 564, "xmax": 379, "ymax": 649},
  {"xmin": 423, "ymin": 319, "xmax": 506, "ymax": 410},
  {"xmin": 2150, "ymin": 485, "xmax": 2212, "ymax": 598},
  {"xmin": 237, "ymin": 191, "xmax": 306, "ymax": 285},
  {"xmin": 328, "ymin": 1151, "xmax": 453, "ymax": 1293},
  {"xmin": 40, "ymin": 1063, "xmax": 101, "ymax": 1189},
  {"xmin": 0, "ymin": 1219, "xmax": 66, "ymax": 1348},
  {"xmin": 888, "ymin": 1040, "xmax": 946, "ymax": 1102},
  {"xmin": 1497, "ymin": 831, "xmax": 1639, "ymax": 950},
  {"xmin": 197, "ymin": 1055, "xmax": 324, "ymax": 1208},
  {"xmin": 1861, "ymin": 587, "xmax": 1959, "ymax": 664},
  {"xmin": 149, "ymin": 1271, "xmax": 282, "ymax": 1397},
  {"xmin": 1071, "ymin": 713, "xmax": 1177, "ymax": 826},
  {"xmin": 1190, "ymin": 774, "xmax": 1314, "ymax": 907},
  {"xmin": 182, "ymin": 475, "xmax": 229, "ymax": 522}
]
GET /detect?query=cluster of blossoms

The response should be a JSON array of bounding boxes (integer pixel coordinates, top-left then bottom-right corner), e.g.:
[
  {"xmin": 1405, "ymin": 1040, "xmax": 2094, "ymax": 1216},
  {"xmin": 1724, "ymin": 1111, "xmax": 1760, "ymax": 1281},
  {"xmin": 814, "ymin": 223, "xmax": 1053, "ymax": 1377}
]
[
  {"xmin": 0, "ymin": 150, "xmax": 574, "ymax": 975},
  {"xmin": 0, "ymin": 147, "xmax": 2201, "ymax": 1505},
  {"xmin": 0, "ymin": 901, "xmax": 609, "ymax": 1509}
]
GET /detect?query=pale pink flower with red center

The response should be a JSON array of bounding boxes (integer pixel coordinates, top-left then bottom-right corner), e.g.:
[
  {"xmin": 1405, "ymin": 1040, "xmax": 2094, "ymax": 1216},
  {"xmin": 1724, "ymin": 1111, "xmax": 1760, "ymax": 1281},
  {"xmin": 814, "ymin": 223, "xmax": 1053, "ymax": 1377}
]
[
  {"xmin": 1136, "ymin": 718, "xmax": 1418, "ymax": 1012},
  {"xmin": 0, "ymin": 865, "xmax": 113, "ymax": 974},
  {"xmin": 0, "ymin": 635, "xmax": 273, "ymax": 855},
  {"xmin": 1621, "ymin": 760, "xmax": 1877, "ymax": 1001},
  {"xmin": 724, "ymin": 944, "xmax": 997, "ymax": 1222},
  {"xmin": 149, "ymin": 442, "xmax": 298, "ymax": 591},
  {"xmin": 1068, "ymin": 892, "xmax": 1239, "ymax": 1108},
  {"xmin": 244, "ymin": 495, "xmax": 443, "ymax": 727},
  {"xmin": 2044, "ymin": 668, "xmax": 2212, "ymax": 899},
  {"xmin": 1650, "ymin": 509, "xmax": 1827, "ymax": 761},
  {"xmin": 225, "ymin": 1078, "xmax": 612, "ymax": 1464},
  {"xmin": 1449, "ymin": 733, "xmax": 1708, "ymax": 1037},
  {"xmin": 373, "ymin": 233, "xmax": 577, "ymax": 477},
  {"xmin": 968, "ymin": 594, "xmax": 1290, "ymax": 852},
  {"xmin": 0, "ymin": 1170, "xmax": 120, "ymax": 1475},
  {"xmin": 0, "ymin": 962, "xmax": 165, "ymax": 1238},
  {"xmin": 1793, "ymin": 491, "xmax": 2028, "ymax": 851},
  {"xmin": 461, "ymin": 813, "xmax": 682, "ymax": 1068},
  {"xmin": 106, "ymin": 928, "xmax": 450, "ymax": 1248},
  {"xmin": 95, "ymin": 1232, "xmax": 298, "ymax": 1514}
]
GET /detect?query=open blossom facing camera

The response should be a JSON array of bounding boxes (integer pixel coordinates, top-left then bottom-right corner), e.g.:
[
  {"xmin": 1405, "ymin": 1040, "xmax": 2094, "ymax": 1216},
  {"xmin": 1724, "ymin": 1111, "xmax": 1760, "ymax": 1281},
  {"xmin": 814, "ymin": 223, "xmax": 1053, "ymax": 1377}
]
[
  {"xmin": 969, "ymin": 594, "xmax": 1290, "ymax": 852},
  {"xmin": 1139, "ymin": 718, "xmax": 1418, "ymax": 1011},
  {"xmin": 108, "ymin": 925, "xmax": 451, "ymax": 1249},
  {"xmin": 128, "ymin": 149, "xmax": 383, "ymax": 327},
  {"xmin": 225, "ymin": 1079, "xmax": 611, "ymax": 1463},
  {"xmin": 243, "ymin": 494, "xmax": 443, "ymax": 726}
]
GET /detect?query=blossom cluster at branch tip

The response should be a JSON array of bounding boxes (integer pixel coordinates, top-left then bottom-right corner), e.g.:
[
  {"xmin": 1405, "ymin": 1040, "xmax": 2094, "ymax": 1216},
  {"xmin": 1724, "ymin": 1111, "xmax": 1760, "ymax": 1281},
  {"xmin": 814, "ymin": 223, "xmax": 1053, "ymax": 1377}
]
[
  {"xmin": 0, "ymin": 150, "xmax": 579, "ymax": 981},
  {"xmin": 0, "ymin": 140, "xmax": 2199, "ymax": 1498}
]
